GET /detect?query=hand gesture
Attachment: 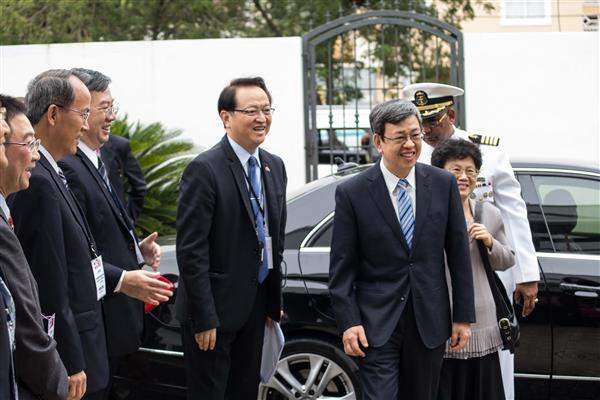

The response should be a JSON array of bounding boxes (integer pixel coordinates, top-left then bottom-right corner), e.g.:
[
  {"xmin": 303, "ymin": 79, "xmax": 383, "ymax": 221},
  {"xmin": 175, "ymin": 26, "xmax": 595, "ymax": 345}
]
[
  {"xmin": 121, "ymin": 270, "xmax": 173, "ymax": 305},
  {"xmin": 468, "ymin": 223, "xmax": 493, "ymax": 249},
  {"xmin": 342, "ymin": 325, "xmax": 369, "ymax": 357},
  {"xmin": 140, "ymin": 231, "xmax": 162, "ymax": 271}
]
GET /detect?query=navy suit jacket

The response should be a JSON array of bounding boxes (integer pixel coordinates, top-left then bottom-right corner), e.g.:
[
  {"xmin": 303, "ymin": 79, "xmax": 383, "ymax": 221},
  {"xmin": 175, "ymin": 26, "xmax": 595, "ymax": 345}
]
[
  {"xmin": 60, "ymin": 148, "xmax": 144, "ymax": 357},
  {"xmin": 175, "ymin": 135, "xmax": 287, "ymax": 333},
  {"xmin": 329, "ymin": 162, "xmax": 475, "ymax": 349},
  {"xmin": 9, "ymin": 153, "xmax": 120, "ymax": 393},
  {"xmin": 101, "ymin": 135, "xmax": 147, "ymax": 223}
]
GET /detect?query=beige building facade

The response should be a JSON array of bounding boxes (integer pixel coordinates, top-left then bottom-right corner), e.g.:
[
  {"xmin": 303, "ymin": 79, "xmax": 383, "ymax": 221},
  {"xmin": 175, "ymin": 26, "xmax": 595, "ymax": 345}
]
[{"xmin": 460, "ymin": 0, "xmax": 599, "ymax": 32}]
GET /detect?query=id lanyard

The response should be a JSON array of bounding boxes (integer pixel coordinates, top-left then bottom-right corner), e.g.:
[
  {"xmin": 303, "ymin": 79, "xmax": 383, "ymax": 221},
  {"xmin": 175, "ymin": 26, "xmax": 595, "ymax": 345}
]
[{"xmin": 243, "ymin": 167, "xmax": 266, "ymax": 232}]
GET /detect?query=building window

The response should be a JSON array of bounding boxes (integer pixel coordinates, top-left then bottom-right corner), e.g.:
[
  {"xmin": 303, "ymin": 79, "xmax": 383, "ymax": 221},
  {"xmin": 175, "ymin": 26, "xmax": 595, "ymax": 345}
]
[{"xmin": 501, "ymin": 0, "xmax": 552, "ymax": 26}]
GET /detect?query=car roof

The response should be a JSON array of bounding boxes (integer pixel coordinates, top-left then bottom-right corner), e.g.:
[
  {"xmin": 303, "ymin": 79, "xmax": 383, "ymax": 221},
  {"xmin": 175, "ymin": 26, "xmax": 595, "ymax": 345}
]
[{"xmin": 511, "ymin": 159, "xmax": 599, "ymax": 175}]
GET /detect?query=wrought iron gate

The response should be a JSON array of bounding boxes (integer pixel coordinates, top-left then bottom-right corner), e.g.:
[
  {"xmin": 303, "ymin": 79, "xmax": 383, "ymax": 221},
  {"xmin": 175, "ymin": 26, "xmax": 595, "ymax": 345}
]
[{"xmin": 302, "ymin": 10, "xmax": 465, "ymax": 182}]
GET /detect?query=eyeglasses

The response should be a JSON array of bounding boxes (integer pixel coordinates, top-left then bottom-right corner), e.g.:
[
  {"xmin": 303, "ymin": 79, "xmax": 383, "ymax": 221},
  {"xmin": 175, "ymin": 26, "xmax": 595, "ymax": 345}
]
[
  {"xmin": 5, "ymin": 138, "xmax": 41, "ymax": 153},
  {"xmin": 233, "ymin": 107, "xmax": 275, "ymax": 117},
  {"xmin": 97, "ymin": 105, "xmax": 119, "ymax": 117},
  {"xmin": 382, "ymin": 132, "xmax": 423, "ymax": 146},
  {"xmin": 422, "ymin": 112, "xmax": 447, "ymax": 130},
  {"xmin": 448, "ymin": 166, "xmax": 479, "ymax": 179},
  {"xmin": 56, "ymin": 105, "xmax": 90, "ymax": 123}
]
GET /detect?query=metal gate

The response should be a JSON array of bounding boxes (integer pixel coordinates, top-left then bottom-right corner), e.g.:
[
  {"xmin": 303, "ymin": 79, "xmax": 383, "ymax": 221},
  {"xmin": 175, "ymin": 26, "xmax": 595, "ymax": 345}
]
[{"xmin": 302, "ymin": 10, "xmax": 465, "ymax": 182}]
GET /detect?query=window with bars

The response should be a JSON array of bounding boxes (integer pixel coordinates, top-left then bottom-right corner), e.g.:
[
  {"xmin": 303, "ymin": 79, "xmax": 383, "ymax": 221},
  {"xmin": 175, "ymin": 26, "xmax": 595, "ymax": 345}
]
[{"xmin": 501, "ymin": 0, "xmax": 552, "ymax": 26}]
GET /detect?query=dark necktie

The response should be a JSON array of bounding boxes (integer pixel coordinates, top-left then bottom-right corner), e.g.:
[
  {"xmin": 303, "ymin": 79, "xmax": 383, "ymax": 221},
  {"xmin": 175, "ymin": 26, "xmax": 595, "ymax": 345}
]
[
  {"xmin": 97, "ymin": 155, "xmax": 111, "ymax": 191},
  {"xmin": 57, "ymin": 168, "xmax": 69, "ymax": 189},
  {"xmin": 248, "ymin": 156, "xmax": 269, "ymax": 283}
]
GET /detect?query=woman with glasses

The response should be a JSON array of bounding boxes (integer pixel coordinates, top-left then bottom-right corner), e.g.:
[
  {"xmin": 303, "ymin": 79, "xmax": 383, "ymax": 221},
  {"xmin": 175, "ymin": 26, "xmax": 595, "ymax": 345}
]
[{"xmin": 431, "ymin": 139, "xmax": 515, "ymax": 400}]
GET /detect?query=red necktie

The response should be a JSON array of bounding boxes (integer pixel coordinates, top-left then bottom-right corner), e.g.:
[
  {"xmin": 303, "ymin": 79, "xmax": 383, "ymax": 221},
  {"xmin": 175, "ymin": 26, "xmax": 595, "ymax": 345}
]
[{"xmin": 7, "ymin": 216, "xmax": 14, "ymax": 231}]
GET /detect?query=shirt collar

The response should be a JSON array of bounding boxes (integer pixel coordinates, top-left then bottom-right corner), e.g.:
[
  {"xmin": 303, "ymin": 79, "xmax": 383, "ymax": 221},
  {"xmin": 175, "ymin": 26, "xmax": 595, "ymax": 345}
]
[
  {"xmin": 78, "ymin": 141, "xmax": 99, "ymax": 168},
  {"xmin": 227, "ymin": 135, "xmax": 261, "ymax": 169},
  {"xmin": 379, "ymin": 160, "xmax": 416, "ymax": 194},
  {"xmin": 38, "ymin": 144, "xmax": 60, "ymax": 174},
  {"xmin": 0, "ymin": 194, "xmax": 10, "ymax": 221}
]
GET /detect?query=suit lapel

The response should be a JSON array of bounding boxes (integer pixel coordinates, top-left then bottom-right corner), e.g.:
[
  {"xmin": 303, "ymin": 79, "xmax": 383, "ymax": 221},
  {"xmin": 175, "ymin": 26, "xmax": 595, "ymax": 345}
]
[
  {"xmin": 259, "ymin": 150, "xmax": 278, "ymax": 240},
  {"xmin": 412, "ymin": 163, "xmax": 431, "ymax": 250},
  {"xmin": 76, "ymin": 149, "xmax": 131, "ymax": 231},
  {"xmin": 222, "ymin": 136, "xmax": 255, "ymax": 227},
  {"xmin": 367, "ymin": 164, "xmax": 410, "ymax": 253},
  {"xmin": 39, "ymin": 155, "xmax": 84, "ymax": 226}
]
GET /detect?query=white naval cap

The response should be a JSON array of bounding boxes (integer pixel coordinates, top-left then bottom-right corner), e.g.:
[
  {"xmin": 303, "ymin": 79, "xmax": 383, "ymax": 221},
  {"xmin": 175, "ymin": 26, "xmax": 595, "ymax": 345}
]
[{"xmin": 401, "ymin": 83, "xmax": 464, "ymax": 118}]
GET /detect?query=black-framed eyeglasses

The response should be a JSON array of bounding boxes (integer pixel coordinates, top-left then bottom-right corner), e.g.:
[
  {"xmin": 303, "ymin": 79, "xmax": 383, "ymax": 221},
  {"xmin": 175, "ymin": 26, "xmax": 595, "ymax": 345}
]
[
  {"xmin": 448, "ymin": 166, "xmax": 479, "ymax": 179},
  {"xmin": 422, "ymin": 111, "xmax": 448, "ymax": 129},
  {"xmin": 56, "ymin": 105, "xmax": 90, "ymax": 123},
  {"xmin": 96, "ymin": 105, "xmax": 119, "ymax": 117},
  {"xmin": 233, "ymin": 107, "xmax": 275, "ymax": 117},
  {"xmin": 382, "ymin": 132, "xmax": 423, "ymax": 145},
  {"xmin": 5, "ymin": 138, "xmax": 41, "ymax": 153}
]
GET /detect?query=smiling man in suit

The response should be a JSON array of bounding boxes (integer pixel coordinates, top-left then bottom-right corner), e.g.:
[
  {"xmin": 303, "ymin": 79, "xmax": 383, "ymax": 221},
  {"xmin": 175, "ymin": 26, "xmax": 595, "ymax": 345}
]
[
  {"xmin": 176, "ymin": 77, "xmax": 287, "ymax": 399},
  {"xmin": 329, "ymin": 99, "xmax": 475, "ymax": 400},
  {"xmin": 58, "ymin": 68, "xmax": 171, "ymax": 399},
  {"xmin": 0, "ymin": 94, "xmax": 69, "ymax": 400}
]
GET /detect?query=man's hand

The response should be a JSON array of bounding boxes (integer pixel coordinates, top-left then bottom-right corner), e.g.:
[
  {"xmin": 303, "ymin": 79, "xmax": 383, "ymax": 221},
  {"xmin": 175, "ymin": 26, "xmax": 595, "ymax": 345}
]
[
  {"xmin": 195, "ymin": 328, "xmax": 217, "ymax": 351},
  {"xmin": 67, "ymin": 370, "xmax": 86, "ymax": 400},
  {"xmin": 342, "ymin": 325, "xmax": 369, "ymax": 357},
  {"xmin": 450, "ymin": 322, "xmax": 471, "ymax": 351},
  {"xmin": 515, "ymin": 281, "xmax": 539, "ymax": 317},
  {"xmin": 468, "ymin": 223, "xmax": 493, "ymax": 249},
  {"xmin": 140, "ymin": 231, "xmax": 161, "ymax": 271},
  {"xmin": 120, "ymin": 270, "xmax": 173, "ymax": 305}
]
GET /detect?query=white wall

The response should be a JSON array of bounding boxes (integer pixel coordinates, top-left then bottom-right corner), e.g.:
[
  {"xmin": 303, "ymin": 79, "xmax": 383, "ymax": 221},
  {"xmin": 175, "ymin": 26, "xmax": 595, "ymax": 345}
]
[
  {"xmin": 0, "ymin": 37, "xmax": 307, "ymax": 189},
  {"xmin": 464, "ymin": 32, "xmax": 599, "ymax": 167}
]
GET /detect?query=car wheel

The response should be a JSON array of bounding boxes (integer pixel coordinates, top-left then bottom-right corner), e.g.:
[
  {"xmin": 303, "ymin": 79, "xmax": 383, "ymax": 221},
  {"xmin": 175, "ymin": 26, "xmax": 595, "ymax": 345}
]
[{"xmin": 258, "ymin": 338, "xmax": 361, "ymax": 399}]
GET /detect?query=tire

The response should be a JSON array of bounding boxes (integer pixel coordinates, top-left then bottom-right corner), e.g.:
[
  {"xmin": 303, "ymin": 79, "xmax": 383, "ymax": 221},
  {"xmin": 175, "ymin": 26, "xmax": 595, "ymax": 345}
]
[{"xmin": 258, "ymin": 338, "xmax": 362, "ymax": 399}]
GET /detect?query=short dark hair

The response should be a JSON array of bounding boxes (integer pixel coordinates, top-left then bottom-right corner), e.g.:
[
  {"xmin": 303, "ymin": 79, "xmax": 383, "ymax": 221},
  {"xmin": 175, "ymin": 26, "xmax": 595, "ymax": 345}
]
[
  {"xmin": 71, "ymin": 68, "xmax": 112, "ymax": 92},
  {"xmin": 431, "ymin": 138, "xmax": 483, "ymax": 170},
  {"xmin": 369, "ymin": 99, "xmax": 422, "ymax": 139},
  {"xmin": 217, "ymin": 77, "xmax": 272, "ymax": 113},
  {"xmin": 25, "ymin": 69, "xmax": 75, "ymax": 125},
  {"xmin": 0, "ymin": 94, "xmax": 27, "ymax": 125}
]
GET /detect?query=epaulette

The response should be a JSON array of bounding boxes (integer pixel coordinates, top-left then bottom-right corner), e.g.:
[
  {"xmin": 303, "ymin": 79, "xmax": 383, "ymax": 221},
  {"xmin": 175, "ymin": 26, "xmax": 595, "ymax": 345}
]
[{"xmin": 468, "ymin": 133, "xmax": 500, "ymax": 147}]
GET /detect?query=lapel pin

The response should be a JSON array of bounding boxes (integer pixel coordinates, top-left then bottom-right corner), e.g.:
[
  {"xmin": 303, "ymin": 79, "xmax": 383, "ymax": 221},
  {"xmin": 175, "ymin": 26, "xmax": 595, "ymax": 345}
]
[{"xmin": 265, "ymin": 165, "xmax": 271, "ymax": 172}]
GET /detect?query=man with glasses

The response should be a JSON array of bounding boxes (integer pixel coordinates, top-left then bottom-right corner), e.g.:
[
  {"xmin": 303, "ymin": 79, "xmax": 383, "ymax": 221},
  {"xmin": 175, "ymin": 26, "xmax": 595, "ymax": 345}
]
[
  {"xmin": 402, "ymin": 82, "xmax": 539, "ymax": 400},
  {"xmin": 176, "ymin": 77, "xmax": 287, "ymax": 399},
  {"xmin": 329, "ymin": 99, "xmax": 474, "ymax": 400},
  {"xmin": 0, "ymin": 94, "xmax": 70, "ymax": 400},
  {"xmin": 60, "ymin": 68, "xmax": 170, "ymax": 399}
]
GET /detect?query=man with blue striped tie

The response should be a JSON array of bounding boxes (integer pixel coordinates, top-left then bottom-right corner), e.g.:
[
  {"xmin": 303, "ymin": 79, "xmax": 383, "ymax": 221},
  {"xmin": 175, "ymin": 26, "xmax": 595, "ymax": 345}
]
[{"xmin": 329, "ymin": 99, "xmax": 475, "ymax": 400}]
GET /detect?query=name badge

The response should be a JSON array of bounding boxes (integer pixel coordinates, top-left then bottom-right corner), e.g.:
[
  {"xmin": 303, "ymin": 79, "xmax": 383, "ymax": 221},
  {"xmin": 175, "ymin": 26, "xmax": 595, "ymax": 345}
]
[
  {"xmin": 91, "ymin": 255, "xmax": 106, "ymax": 300},
  {"xmin": 265, "ymin": 236, "xmax": 274, "ymax": 270},
  {"xmin": 42, "ymin": 313, "xmax": 55, "ymax": 338}
]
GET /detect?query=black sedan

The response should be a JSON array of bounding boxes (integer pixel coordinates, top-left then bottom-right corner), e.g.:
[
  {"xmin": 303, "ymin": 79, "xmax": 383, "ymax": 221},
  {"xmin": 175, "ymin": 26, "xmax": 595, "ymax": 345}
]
[{"xmin": 113, "ymin": 160, "xmax": 600, "ymax": 400}]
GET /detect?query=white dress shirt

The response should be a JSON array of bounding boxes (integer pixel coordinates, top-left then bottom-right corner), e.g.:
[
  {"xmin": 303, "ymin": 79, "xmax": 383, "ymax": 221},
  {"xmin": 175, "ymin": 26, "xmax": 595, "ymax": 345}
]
[
  {"xmin": 379, "ymin": 160, "xmax": 416, "ymax": 222},
  {"xmin": 38, "ymin": 144, "xmax": 61, "ymax": 175},
  {"xmin": 78, "ymin": 141, "xmax": 99, "ymax": 168},
  {"xmin": 0, "ymin": 194, "xmax": 10, "ymax": 221}
]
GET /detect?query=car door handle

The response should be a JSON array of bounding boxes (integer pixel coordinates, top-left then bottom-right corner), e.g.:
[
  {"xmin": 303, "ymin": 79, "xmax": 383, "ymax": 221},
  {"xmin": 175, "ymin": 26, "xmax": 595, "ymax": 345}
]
[{"xmin": 559, "ymin": 282, "xmax": 600, "ymax": 294}]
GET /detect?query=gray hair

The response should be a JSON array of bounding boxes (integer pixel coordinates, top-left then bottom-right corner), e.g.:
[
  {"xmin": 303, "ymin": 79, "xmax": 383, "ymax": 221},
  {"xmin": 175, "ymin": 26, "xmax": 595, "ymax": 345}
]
[
  {"xmin": 25, "ymin": 69, "xmax": 75, "ymax": 125},
  {"xmin": 369, "ymin": 99, "xmax": 422, "ymax": 137},
  {"xmin": 71, "ymin": 68, "xmax": 111, "ymax": 92}
]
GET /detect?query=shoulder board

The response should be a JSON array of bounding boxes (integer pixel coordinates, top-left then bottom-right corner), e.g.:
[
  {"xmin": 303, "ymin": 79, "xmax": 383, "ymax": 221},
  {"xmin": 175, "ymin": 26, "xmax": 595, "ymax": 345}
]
[{"xmin": 468, "ymin": 133, "xmax": 500, "ymax": 147}]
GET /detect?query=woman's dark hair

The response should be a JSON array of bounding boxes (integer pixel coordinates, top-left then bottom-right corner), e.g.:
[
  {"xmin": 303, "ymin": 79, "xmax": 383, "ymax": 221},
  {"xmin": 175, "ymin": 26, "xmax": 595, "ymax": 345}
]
[{"xmin": 431, "ymin": 138, "xmax": 482, "ymax": 170}]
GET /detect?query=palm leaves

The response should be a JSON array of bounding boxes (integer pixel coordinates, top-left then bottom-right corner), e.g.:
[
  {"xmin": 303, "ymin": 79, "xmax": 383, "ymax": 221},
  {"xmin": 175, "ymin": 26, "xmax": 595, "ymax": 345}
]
[{"xmin": 109, "ymin": 115, "xmax": 196, "ymax": 238}]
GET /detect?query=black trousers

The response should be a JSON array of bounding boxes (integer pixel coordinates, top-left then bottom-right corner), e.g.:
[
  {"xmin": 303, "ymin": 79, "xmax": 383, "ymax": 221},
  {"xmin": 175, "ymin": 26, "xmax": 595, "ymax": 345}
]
[
  {"xmin": 358, "ymin": 297, "xmax": 445, "ymax": 400},
  {"xmin": 438, "ymin": 351, "xmax": 506, "ymax": 400},
  {"xmin": 181, "ymin": 281, "xmax": 267, "ymax": 400}
]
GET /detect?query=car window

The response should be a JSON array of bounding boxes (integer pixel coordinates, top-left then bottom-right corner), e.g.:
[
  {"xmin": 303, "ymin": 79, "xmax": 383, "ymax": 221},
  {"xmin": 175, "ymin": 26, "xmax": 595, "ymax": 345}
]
[
  {"xmin": 517, "ymin": 173, "xmax": 553, "ymax": 252},
  {"xmin": 532, "ymin": 175, "xmax": 600, "ymax": 255},
  {"xmin": 309, "ymin": 220, "xmax": 334, "ymax": 248}
]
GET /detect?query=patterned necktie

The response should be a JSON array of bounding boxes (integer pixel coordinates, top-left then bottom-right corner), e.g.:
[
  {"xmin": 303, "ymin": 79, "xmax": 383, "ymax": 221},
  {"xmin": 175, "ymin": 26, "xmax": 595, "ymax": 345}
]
[
  {"xmin": 57, "ymin": 168, "xmax": 69, "ymax": 189},
  {"xmin": 397, "ymin": 178, "xmax": 414, "ymax": 248},
  {"xmin": 7, "ymin": 216, "xmax": 14, "ymax": 231},
  {"xmin": 97, "ymin": 155, "xmax": 111, "ymax": 192},
  {"xmin": 248, "ymin": 156, "xmax": 269, "ymax": 283}
]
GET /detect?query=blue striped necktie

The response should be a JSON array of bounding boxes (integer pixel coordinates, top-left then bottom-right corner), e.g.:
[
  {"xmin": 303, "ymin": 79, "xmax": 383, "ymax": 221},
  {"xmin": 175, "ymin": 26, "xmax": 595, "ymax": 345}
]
[
  {"xmin": 397, "ymin": 179, "xmax": 414, "ymax": 248},
  {"xmin": 248, "ymin": 156, "xmax": 269, "ymax": 283}
]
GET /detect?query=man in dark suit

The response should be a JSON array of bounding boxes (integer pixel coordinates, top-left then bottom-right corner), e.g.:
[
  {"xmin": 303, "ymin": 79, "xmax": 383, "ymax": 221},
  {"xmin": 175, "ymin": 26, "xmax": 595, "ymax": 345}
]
[
  {"xmin": 59, "ymin": 68, "xmax": 170, "ymax": 398},
  {"xmin": 101, "ymin": 134, "xmax": 147, "ymax": 223},
  {"xmin": 176, "ymin": 77, "xmax": 287, "ymax": 399},
  {"xmin": 329, "ymin": 99, "xmax": 475, "ymax": 400},
  {"xmin": 10, "ymin": 69, "xmax": 169, "ymax": 400},
  {"xmin": 0, "ymin": 94, "xmax": 69, "ymax": 400}
]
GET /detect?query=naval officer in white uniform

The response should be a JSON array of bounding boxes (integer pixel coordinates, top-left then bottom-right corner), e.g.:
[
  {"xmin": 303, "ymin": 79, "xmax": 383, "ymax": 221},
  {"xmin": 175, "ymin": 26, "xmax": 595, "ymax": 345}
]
[{"xmin": 402, "ymin": 83, "xmax": 540, "ymax": 400}]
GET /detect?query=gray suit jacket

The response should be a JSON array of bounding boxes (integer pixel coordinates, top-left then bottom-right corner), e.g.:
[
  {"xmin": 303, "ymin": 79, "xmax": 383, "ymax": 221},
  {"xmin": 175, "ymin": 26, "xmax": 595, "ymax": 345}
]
[{"xmin": 0, "ymin": 209, "xmax": 68, "ymax": 400}]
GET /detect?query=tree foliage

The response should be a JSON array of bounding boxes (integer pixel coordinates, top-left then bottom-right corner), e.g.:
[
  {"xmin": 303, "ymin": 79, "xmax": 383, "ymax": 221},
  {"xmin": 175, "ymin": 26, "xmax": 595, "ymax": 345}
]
[
  {"xmin": 0, "ymin": 0, "xmax": 493, "ymax": 45},
  {"xmin": 108, "ymin": 115, "xmax": 195, "ymax": 238}
]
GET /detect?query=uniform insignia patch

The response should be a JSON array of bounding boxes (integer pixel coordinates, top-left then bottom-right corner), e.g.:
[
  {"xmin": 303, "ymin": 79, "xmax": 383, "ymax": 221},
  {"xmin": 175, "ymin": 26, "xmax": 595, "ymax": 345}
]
[{"xmin": 468, "ymin": 134, "xmax": 500, "ymax": 147}]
